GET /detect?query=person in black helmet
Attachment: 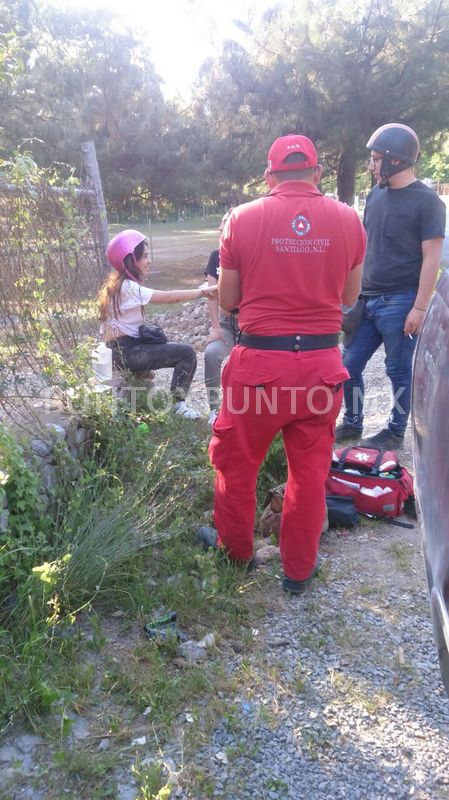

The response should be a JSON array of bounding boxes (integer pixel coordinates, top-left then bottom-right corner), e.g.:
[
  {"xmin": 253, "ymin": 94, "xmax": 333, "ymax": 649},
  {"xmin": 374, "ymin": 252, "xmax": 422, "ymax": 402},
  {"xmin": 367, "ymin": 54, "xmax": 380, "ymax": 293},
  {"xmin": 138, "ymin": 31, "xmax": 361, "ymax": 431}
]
[{"xmin": 335, "ymin": 123, "xmax": 446, "ymax": 450}]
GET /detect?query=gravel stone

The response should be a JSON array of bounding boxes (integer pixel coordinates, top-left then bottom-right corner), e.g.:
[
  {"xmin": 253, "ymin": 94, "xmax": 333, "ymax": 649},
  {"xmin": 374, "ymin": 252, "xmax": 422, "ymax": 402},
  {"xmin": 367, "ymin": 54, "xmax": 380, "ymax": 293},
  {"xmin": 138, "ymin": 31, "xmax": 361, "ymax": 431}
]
[
  {"xmin": 30, "ymin": 438, "xmax": 52, "ymax": 457},
  {"xmin": 14, "ymin": 734, "xmax": 42, "ymax": 753},
  {"xmin": 0, "ymin": 745, "xmax": 22, "ymax": 762}
]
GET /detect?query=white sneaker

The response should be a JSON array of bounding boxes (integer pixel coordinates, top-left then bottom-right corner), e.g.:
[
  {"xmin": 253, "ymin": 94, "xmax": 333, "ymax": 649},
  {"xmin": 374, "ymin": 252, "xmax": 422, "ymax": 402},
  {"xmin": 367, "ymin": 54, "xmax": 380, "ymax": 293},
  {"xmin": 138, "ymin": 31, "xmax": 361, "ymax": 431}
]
[
  {"xmin": 208, "ymin": 410, "xmax": 218, "ymax": 426},
  {"xmin": 174, "ymin": 400, "xmax": 202, "ymax": 420}
]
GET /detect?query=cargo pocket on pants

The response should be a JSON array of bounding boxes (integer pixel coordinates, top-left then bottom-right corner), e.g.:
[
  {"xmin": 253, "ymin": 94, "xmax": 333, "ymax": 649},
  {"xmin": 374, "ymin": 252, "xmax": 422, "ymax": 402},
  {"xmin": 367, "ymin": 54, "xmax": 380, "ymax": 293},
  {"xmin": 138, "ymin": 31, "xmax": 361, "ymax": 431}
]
[
  {"xmin": 209, "ymin": 424, "xmax": 235, "ymax": 471},
  {"xmin": 309, "ymin": 368, "xmax": 349, "ymax": 415}
]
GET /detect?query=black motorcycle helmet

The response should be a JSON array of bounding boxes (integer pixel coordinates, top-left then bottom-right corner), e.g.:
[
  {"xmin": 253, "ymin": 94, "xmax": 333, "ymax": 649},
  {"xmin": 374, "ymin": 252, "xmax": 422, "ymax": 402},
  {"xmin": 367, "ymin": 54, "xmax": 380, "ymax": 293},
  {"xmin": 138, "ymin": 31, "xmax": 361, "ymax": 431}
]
[{"xmin": 367, "ymin": 123, "xmax": 420, "ymax": 187}]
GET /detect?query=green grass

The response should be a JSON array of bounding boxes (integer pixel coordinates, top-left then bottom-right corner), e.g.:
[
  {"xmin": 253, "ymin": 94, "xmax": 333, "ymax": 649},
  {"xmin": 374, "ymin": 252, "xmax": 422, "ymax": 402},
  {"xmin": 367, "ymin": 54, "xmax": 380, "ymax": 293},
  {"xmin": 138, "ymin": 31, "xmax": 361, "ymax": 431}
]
[{"xmin": 109, "ymin": 216, "xmax": 223, "ymax": 237}]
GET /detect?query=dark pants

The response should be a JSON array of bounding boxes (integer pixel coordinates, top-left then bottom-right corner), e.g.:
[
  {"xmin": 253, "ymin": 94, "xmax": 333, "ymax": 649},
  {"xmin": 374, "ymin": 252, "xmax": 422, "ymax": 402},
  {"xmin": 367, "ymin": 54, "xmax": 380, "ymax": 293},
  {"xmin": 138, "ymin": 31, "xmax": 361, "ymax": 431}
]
[{"xmin": 108, "ymin": 337, "xmax": 197, "ymax": 400}]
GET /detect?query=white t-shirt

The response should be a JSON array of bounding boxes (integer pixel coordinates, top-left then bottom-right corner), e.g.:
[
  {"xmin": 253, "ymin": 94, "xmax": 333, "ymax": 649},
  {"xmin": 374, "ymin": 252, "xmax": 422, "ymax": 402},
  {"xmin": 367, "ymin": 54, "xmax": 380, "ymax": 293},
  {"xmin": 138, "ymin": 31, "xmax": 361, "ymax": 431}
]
[{"xmin": 105, "ymin": 279, "xmax": 154, "ymax": 338}]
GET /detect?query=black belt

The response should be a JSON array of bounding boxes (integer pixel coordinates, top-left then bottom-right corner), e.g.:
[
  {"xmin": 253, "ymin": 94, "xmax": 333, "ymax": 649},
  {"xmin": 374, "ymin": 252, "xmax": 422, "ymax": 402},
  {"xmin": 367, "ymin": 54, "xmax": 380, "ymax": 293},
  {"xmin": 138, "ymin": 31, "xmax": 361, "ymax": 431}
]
[{"xmin": 237, "ymin": 332, "xmax": 339, "ymax": 352}]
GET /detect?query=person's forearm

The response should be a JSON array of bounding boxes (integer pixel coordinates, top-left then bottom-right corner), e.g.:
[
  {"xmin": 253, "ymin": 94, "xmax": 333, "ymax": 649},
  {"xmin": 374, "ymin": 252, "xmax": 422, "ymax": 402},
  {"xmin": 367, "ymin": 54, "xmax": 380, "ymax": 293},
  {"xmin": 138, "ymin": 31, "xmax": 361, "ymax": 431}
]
[
  {"xmin": 218, "ymin": 269, "xmax": 242, "ymax": 311},
  {"xmin": 415, "ymin": 251, "xmax": 443, "ymax": 310},
  {"xmin": 150, "ymin": 288, "xmax": 203, "ymax": 304},
  {"xmin": 403, "ymin": 241, "xmax": 443, "ymax": 335},
  {"xmin": 207, "ymin": 298, "xmax": 220, "ymax": 327}
]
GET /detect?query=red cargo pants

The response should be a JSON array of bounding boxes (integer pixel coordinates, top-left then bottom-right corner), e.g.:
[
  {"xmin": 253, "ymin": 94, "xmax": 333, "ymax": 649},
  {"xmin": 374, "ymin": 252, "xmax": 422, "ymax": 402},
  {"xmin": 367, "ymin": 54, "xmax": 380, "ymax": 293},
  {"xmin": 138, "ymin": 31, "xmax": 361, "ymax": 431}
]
[{"xmin": 208, "ymin": 345, "xmax": 348, "ymax": 580}]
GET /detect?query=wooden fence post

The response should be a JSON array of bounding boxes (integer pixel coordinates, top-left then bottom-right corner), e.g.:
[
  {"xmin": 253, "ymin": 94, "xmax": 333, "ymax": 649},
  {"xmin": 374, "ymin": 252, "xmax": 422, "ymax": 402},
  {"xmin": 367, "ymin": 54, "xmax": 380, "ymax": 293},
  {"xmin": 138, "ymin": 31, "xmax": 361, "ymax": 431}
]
[{"xmin": 82, "ymin": 141, "xmax": 109, "ymax": 270}]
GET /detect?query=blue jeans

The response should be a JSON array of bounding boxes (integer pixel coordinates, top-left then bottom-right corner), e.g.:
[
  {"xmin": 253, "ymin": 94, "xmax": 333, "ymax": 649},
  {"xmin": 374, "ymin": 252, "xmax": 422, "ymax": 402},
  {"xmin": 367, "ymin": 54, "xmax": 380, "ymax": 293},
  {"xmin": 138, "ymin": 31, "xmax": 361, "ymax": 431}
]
[{"xmin": 342, "ymin": 291, "xmax": 417, "ymax": 437}]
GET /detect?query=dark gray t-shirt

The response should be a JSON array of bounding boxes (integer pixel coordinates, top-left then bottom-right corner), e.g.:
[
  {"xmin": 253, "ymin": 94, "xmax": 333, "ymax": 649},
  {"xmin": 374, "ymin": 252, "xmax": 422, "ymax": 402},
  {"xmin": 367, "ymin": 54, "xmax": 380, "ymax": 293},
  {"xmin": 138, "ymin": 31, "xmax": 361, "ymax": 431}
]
[
  {"xmin": 362, "ymin": 181, "xmax": 446, "ymax": 295},
  {"xmin": 204, "ymin": 249, "xmax": 219, "ymax": 280}
]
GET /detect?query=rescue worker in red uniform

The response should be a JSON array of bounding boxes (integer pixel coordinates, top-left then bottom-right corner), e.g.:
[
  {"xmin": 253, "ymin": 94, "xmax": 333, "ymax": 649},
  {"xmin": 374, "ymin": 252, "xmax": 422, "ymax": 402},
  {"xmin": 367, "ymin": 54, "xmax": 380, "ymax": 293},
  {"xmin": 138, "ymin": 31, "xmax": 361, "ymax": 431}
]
[{"xmin": 201, "ymin": 134, "xmax": 366, "ymax": 594}]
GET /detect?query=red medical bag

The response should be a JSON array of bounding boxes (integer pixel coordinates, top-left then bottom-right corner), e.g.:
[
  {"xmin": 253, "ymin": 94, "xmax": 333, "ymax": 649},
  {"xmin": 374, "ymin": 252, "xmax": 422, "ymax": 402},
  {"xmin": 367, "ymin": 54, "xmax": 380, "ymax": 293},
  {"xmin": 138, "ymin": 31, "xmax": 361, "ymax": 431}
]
[{"xmin": 326, "ymin": 446, "xmax": 414, "ymax": 518}]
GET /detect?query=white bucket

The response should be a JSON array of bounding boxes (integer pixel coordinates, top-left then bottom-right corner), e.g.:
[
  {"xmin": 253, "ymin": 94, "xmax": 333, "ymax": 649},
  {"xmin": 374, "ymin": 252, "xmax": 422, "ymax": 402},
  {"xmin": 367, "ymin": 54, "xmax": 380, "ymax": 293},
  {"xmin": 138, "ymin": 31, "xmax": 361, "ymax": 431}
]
[{"xmin": 92, "ymin": 343, "xmax": 113, "ymax": 383}]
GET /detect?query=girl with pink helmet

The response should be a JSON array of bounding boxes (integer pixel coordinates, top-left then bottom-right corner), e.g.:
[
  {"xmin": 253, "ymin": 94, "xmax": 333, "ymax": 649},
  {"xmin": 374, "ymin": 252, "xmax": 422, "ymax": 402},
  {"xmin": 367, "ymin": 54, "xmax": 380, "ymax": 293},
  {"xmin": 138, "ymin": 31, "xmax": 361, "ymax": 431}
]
[{"xmin": 98, "ymin": 229, "xmax": 217, "ymax": 418}]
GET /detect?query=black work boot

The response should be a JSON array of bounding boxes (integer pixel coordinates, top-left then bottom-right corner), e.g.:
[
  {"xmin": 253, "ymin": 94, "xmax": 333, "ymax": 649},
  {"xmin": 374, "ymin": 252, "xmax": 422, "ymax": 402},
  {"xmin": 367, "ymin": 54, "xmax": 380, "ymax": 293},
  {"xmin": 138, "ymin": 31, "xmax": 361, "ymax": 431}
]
[
  {"xmin": 334, "ymin": 423, "xmax": 363, "ymax": 444},
  {"xmin": 359, "ymin": 428, "xmax": 404, "ymax": 450},
  {"xmin": 282, "ymin": 562, "xmax": 321, "ymax": 595}
]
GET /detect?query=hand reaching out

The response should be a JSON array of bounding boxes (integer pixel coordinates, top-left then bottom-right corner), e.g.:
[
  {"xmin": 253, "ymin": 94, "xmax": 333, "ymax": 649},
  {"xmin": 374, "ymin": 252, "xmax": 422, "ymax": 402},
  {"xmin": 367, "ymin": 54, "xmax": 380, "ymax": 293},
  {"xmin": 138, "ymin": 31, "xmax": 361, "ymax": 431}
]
[{"xmin": 199, "ymin": 281, "xmax": 218, "ymax": 298}]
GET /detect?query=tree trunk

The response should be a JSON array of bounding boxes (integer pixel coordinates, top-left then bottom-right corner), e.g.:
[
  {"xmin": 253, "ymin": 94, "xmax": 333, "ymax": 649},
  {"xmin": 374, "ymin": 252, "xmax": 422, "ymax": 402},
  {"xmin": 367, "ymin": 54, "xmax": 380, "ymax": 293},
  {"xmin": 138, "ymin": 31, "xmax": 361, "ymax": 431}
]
[{"xmin": 336, "ymin": 146, "xmax": 357, "ymax": 206}]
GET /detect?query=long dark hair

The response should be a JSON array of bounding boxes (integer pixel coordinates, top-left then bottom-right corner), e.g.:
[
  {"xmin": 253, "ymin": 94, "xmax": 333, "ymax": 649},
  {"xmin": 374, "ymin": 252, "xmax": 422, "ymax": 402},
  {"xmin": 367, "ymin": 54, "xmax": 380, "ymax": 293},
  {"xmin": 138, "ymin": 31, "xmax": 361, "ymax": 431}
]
[{"xmin": 98, "ymin": 239, "xmax": 148, "ymax": 321}]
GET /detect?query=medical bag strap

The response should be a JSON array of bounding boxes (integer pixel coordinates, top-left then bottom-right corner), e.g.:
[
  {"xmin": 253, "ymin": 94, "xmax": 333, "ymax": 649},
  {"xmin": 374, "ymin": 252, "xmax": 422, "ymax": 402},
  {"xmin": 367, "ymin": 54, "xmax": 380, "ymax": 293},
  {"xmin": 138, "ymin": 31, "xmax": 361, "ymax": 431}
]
[
  {"xmin": 230, "ymin": 309, "xmax": 240, "ymax": 345},
  {"xmin": 369, "ymin": 451, "xmax": 384, "ymax": 475},
  {"xmin": 337, "ymin": 447, "xmax": 352, "ymax": 470},
  {"xmin": 385, "ymin": 518, "xmax": 415, "ymax": 529},
  {"xmin": 358, "ymin": 512, "xmax": 414, "ymax": 529}
]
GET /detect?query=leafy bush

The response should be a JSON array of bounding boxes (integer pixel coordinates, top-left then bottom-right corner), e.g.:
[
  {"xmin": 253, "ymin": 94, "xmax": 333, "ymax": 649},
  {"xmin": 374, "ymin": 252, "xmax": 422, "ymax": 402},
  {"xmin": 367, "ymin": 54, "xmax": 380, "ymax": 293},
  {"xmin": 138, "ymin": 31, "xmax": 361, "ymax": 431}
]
[
  {"xmin": 257, "ymin": 434, "xmax": 287, "ymax": 502},
  {"xmin": 0, "ymin": 425, "xmax": 52, "ymax": 609}
]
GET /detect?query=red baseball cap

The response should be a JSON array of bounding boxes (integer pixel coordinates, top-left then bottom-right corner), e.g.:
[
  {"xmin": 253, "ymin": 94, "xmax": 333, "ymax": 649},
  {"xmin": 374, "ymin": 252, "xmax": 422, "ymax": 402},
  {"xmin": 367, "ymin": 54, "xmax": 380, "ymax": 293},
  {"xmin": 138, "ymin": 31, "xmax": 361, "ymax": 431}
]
[{"xmin": 267, "ymin": 134, "xmax": 318, "ymax": 172}]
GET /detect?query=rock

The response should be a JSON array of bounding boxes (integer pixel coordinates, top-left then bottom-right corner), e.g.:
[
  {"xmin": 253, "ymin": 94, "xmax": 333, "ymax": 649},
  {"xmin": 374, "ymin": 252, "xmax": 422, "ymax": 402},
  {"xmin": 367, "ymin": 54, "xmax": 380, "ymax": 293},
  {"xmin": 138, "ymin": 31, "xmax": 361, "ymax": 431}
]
[
  {"xmin": 131, "ymin": 735, "xmax": 147, "ymax": 746},
  {"xmin": 198, "ymin": 633, "xmax": 215, "ymax": 648},
  {"xmin": 40, "ymin": 462, "xmax": 57, "ymax": 493},
  {"xmin": 73, "ymin": 427, "xmax": 87, "ymax": 445},
  {"xmin": 0, "ymin": 744, "xmax": 22, "ymax": 762},
  {"xmin": 254, "ymin": 545, "xmax": 280, "ymax": 565},
  {"xmin": 178, "ymin": 642, "xmax": 207, "ymax": 662},
  {"xmin": 68, "ymin": 714, "xmax": 89, "ymax": 741},
  {"xmin": 30, "ymin": 438, "xmax": 52, "ymax": 457},
  {"xmin": 14, "ymin": 733, "xmax": 43, "ymax": 754},
  {"xmin": 116, "ymin": 784, "xmax": 138, "ymax": 800},
  {"xmin": 98, "ymin": 738, "xmax": 111, "ymax": 751},
  {"xmin": 0, "ymin": 509, "xmax": 9, "ymax": 532},
  {"xmin": 45, "ymin": 423, "xmax": 66, "ymax": 438}
]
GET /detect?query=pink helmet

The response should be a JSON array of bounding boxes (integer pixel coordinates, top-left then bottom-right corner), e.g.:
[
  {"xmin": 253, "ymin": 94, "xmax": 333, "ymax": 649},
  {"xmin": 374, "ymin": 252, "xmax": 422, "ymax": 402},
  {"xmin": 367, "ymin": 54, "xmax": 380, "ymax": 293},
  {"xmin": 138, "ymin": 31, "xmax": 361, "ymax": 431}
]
[{"xmin": 105, "ymin": 229, "xmax": 146, "ymax": 272}]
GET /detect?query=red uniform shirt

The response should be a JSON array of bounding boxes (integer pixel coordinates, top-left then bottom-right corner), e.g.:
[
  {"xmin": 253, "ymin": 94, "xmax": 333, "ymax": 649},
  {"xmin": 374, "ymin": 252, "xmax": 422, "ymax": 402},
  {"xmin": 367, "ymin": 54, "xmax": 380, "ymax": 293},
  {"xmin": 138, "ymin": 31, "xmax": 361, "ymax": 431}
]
[{"xmin": 219, "ymin": 181, "xmax": 366, "ymax": 335}]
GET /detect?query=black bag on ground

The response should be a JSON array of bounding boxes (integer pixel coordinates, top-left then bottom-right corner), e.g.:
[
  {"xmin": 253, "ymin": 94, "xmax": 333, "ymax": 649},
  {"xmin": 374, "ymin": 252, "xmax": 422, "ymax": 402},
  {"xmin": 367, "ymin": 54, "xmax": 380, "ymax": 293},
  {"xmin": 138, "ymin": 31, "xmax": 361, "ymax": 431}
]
[
  {"xmin": 138, "ymin": 323, "xmax": 167, "ymax": 344},
  {"xmin": 326, "ymin": 495, "xmax": 359, "ymax": 529}
]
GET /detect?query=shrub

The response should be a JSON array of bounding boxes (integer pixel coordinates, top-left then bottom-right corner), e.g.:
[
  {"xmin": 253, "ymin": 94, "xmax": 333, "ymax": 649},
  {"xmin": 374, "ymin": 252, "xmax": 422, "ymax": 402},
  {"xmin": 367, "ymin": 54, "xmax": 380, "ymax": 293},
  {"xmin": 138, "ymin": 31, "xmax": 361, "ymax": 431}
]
[{"xmin": 0, "ymin": 425, "xmax": 52, "ymax": 610}]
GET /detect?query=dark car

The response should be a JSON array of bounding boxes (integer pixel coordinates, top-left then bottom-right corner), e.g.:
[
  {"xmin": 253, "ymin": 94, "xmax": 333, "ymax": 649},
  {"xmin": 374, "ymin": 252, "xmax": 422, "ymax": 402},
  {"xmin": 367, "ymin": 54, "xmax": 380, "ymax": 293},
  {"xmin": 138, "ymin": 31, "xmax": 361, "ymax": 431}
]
[{"xmin": 412, "ymin": 267, "xmax": 449, "ymax": 695}]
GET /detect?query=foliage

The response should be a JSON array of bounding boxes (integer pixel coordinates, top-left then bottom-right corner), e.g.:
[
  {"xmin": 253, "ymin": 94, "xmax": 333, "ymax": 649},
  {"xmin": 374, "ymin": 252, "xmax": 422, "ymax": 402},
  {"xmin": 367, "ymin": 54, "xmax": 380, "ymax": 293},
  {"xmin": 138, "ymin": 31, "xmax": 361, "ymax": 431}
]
[
  {"xmin": 132, "ymin": 760, "xmax": 171, "ymax": 799},
  {"xmin": 0, "ymin": 424, "xmax": 72, "ymax": 731},
  {"xmin": 1, "ymin": 0, "xmax": 449, "ymax": 209},
  {"xmin": 0, "ymin": 425, "xmax": 52, "ymax": 607},
  {"xmin": 257, "ymin": 434, "xmax": 287, "ymax": 502},
  {"xmin": 418, "ymin": 133, "xmax": 449, "ymax": 182},
  {"xmin": 196, "ymin": 0, "xmax": 449, "ymax": 203}
]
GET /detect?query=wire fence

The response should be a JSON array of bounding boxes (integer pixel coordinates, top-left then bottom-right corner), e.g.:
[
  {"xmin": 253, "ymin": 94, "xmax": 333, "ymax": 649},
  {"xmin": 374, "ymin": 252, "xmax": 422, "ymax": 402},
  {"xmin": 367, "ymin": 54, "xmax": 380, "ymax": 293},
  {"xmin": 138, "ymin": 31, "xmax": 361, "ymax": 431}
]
[{"xmin": 0, "ymin": 170, "xmax": 107, "ymax": 429}]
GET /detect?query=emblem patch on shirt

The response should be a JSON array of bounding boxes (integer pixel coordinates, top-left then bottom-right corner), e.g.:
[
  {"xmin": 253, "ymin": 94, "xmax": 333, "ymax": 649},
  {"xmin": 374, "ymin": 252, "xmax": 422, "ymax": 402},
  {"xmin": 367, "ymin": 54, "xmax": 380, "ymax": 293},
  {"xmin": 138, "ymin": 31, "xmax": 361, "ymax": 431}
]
[{"xmin": 291, "ymin": 214, "xmax": 311, "ymax": 237}]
